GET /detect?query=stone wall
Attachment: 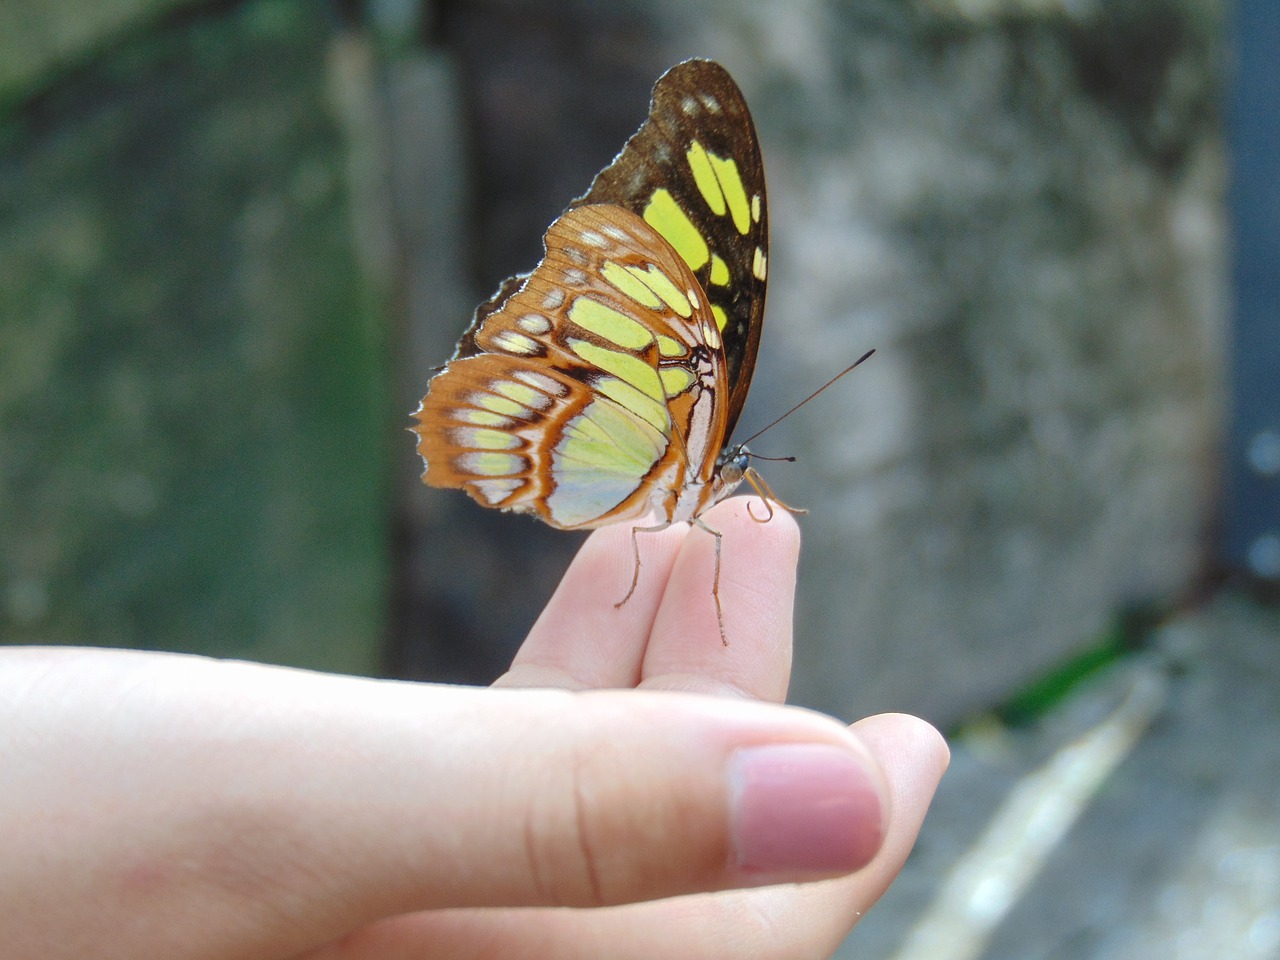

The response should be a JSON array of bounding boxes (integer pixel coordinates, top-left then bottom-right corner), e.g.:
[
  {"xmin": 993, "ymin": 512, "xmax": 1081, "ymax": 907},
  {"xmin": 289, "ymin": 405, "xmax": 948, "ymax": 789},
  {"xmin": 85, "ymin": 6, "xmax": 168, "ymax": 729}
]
[
  {"xmin": 643, "ymin": 0, "xmax": 1226, "ymax": 722},
  {"xmin": 427, "ymin": 0, "xmax": 1226, "ymax": 722}
]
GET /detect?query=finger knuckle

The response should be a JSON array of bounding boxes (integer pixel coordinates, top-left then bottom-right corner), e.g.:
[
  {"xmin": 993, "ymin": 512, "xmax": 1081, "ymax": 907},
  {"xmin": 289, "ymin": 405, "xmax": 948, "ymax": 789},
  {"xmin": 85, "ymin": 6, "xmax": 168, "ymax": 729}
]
[{"xmin": 521, "ymin": 742, "xmax": 717, "ymax": 907}]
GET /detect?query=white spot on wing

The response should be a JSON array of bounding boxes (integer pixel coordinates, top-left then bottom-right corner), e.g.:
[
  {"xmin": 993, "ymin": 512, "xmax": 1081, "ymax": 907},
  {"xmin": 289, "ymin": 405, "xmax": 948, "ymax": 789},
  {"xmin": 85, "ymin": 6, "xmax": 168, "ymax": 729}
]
[
  {"xmin": 513, "ymin": 369, "xmax": 565, "ymax": 396},
  {"xmin": 492, "ymin": 330, "xmax": 540, "ymax": 355},
  {"xmin": 468, "ymin": 477, "xmax": 522, "ymax": 504},
  {"xmin": 517, "ymin": 313, "xmax": 552, "ymax": 335}
]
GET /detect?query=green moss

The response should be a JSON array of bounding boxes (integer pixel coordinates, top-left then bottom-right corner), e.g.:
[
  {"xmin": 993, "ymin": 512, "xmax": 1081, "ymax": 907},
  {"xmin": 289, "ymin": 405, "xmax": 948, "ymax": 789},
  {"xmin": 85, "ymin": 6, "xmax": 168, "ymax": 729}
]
[{"xmin": 0, "ymin": 1, "xmax": 388, "ymax": 674}]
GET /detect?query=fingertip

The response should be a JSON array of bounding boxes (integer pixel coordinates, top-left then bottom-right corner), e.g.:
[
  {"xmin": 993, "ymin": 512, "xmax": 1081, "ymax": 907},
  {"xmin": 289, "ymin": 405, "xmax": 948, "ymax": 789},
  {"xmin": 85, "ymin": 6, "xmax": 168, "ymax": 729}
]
[
  {"xmin": 852, "ymin": 713, "xmax": 951, "ymax": 785},
  {"xmin": 695, "ymin": 495, "xmax": 802, "ymax": 615},
  {"xmin": 705, "ymin": 495, "xmax": 802, "ymax": 556},
  {"xmin": 639, "ymin": 497, "xmax": 800, "ymax": 699},
  {"xmin": 847, "ymin": 713, "xmax": 950, "ymax": 872}
]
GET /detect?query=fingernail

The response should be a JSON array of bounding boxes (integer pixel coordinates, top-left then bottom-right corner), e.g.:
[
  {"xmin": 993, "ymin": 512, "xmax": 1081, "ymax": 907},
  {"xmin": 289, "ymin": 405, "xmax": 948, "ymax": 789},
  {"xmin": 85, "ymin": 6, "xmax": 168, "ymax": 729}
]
[{"xmin": 729, "ymin": 743, "xmax": 884, "ymax": 874}]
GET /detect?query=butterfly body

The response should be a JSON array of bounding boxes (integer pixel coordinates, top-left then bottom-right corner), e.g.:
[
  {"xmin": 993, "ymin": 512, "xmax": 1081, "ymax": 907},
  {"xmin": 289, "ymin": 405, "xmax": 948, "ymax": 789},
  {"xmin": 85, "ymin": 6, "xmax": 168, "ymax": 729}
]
[{"xmin": 413, "ymin": 59, "xmax": 769, "ymax": 635}]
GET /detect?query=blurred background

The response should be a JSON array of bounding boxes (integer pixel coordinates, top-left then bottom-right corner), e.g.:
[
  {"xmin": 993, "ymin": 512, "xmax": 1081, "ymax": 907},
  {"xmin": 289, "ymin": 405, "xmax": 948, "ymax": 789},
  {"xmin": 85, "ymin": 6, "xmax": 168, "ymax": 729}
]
[{"xmin": 2, "ymin": 0, "xmax": 1276, "ymax": 957}]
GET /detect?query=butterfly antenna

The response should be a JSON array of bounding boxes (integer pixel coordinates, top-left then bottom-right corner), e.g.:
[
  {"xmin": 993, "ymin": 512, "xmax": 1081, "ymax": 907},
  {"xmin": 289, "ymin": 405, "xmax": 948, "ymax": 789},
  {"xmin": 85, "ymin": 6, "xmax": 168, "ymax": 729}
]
[{"xmin": 737, "ymin": 348, "xmax": 875, "ymax": 448}]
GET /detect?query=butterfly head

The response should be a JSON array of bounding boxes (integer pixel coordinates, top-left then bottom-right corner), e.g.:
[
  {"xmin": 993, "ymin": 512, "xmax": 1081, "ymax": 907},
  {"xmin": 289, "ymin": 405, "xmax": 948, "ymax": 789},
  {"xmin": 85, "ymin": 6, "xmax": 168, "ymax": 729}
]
[
  {"xmin": 711, "ymin": 444, "xmax": 810, "ymax": 524},
  {"xmin": 715, "ymin": 444, "xmax": 751, "ymax": 494},
  {"xmin": 707, "ymin": 443, "xmax": 755, "ymax": 511}
]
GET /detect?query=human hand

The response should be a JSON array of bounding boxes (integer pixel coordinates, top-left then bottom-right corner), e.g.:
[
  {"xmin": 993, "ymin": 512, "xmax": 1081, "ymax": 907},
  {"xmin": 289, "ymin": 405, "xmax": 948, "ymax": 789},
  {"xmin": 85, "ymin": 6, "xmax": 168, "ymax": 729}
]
[{"xmin": 1, "ymin": 497, "xmax": 948, "ymax": 960}]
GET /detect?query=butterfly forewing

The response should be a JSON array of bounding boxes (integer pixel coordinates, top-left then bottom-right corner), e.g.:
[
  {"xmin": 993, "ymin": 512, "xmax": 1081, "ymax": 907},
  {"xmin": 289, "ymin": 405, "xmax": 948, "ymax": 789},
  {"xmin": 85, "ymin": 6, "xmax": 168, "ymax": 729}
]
[
  {"xmin": 571, "ymin": 59, "xmax": 767, "ymax": 438},
  {"xmin": 414, "ymin": 204, "xmax": 730, "ymax": 530}
]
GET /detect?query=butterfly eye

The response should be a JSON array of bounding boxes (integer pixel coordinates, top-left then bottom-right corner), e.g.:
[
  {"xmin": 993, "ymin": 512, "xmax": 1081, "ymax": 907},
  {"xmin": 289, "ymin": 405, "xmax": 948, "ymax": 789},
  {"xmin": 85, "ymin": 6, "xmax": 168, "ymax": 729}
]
[{"xmin": 718, "ymin": 448, "xmax": 750, "ymax": 486}]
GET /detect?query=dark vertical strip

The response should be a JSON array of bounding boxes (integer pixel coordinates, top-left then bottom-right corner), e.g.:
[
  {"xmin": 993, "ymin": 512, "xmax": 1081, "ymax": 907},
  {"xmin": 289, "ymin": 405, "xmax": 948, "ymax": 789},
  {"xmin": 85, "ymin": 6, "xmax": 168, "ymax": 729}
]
[{"xmin": 1223, "ymin": 0, "xmax": 1280, "ymax": 580}]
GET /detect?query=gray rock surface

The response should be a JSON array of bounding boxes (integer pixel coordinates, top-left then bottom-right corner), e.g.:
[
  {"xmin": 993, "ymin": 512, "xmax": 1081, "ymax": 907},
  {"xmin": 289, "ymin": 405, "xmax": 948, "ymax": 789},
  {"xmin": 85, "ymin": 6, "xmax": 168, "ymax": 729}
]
[{"xmin": 642, "ymin": 0, "xmax": 1226, "ymax": 724}]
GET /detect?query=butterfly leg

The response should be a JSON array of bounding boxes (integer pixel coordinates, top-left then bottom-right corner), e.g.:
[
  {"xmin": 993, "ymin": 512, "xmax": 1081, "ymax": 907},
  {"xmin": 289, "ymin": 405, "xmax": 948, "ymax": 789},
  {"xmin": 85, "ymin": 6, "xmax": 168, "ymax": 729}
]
[
  {"xmin": 617, "ymin": 520, "xmax": 729, "ymax": 646},
  {"xmin": 616, "ymin": 522, "xmax": 673, "ymax": 610},
  {"xmin": 691, "ymin": 517, "xmax": 728, "ymax": 646}
]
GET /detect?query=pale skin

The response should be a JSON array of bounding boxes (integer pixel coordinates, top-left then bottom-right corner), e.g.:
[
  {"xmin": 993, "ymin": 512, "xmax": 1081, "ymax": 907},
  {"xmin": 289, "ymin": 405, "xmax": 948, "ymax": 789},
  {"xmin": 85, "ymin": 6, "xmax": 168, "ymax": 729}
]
[{"xmin": 0, "ymin": 496, "xmax": 948, "ymax": 960}]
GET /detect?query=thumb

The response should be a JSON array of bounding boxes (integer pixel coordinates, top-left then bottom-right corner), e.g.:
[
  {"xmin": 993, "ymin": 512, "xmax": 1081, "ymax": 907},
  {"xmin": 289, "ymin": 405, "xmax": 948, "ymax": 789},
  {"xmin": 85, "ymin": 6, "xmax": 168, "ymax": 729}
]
[{"xmin": 3, "ymin": 650, "xmax": 887, "ymax": 959}]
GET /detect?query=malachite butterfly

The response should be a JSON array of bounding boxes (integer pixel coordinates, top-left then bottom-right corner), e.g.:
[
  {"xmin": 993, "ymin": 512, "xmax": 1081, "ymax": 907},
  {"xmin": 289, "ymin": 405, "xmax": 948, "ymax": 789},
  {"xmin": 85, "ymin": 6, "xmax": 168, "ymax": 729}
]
[{"xmin": 413, "ymin": 59, "xmax": 783, "ymax": 643}]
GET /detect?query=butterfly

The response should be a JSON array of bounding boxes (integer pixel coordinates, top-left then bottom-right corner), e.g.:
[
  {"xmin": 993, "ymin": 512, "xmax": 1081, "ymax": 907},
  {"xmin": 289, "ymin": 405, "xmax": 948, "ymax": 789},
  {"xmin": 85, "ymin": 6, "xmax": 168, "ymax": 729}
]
[{"xmin": 413, "ymin": 59, "xmax": 785, "ymax": 644}]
